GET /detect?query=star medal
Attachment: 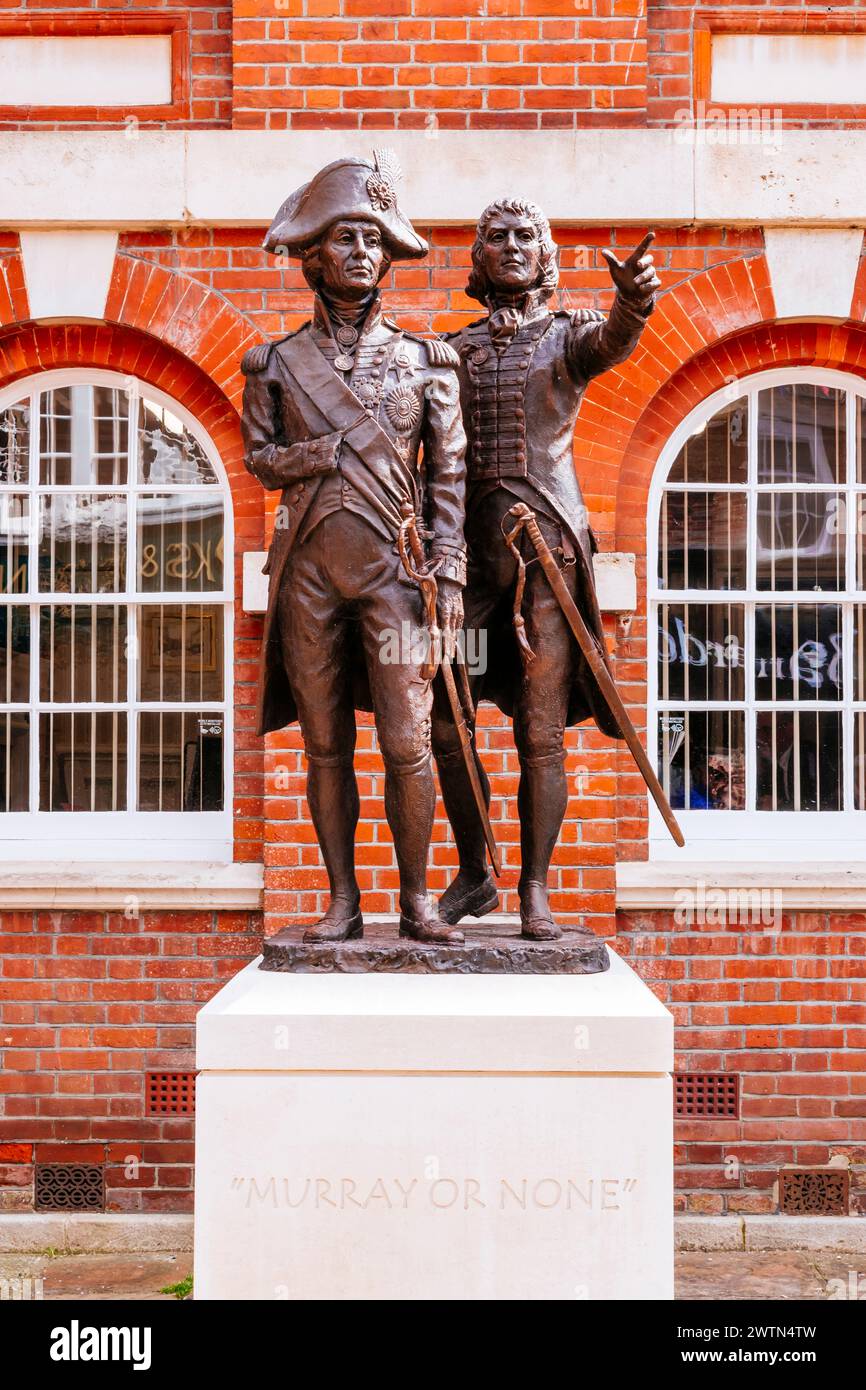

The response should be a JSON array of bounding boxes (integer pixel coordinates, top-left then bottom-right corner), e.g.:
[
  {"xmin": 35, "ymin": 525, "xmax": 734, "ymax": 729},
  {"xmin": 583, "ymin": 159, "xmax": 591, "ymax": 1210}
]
[
  {"xmin": 353, "ymin": 379, "xmax": 380, "ymax": 410},
  {"xmin": 384, "ymin": 383, "xmax": 422, "ymax": 433}
]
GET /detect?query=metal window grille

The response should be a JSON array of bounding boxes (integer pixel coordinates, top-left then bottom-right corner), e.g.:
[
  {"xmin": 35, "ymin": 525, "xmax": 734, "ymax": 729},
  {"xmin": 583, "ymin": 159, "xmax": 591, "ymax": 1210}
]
[{"xmin": 0, "ymin": 373, "xmax": 230, "ymax": 822}]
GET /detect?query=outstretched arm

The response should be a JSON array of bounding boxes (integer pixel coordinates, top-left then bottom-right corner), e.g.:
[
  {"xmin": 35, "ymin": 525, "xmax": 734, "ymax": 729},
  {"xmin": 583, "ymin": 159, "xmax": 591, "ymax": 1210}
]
[{"xmin": 568, "ymin": 232, "xmax": 661, "ymax": 381}]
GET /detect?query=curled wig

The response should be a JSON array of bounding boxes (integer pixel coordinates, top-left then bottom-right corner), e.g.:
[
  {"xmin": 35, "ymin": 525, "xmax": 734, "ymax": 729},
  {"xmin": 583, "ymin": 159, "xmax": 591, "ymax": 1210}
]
[{"xmin": 466, "ymin": 197, "xmax": 559, "ymax": 307}]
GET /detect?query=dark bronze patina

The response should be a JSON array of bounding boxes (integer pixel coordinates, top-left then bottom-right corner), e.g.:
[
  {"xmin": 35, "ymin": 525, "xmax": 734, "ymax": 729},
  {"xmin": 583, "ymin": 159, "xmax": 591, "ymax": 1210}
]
[
  {"xmin": 431, "ymin": 200, "xmax": 665, "ymax": 948},
  {"xmin": 242, "ymin": 152, "xmax": 470, "ymax": 946},
  {"xmin": 261, "ymin": 922, "xmax": 608, "ymax": 975}
]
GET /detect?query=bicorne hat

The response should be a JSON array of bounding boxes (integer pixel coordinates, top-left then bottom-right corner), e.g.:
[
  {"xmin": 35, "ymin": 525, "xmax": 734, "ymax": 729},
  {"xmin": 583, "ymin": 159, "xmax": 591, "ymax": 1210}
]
[{"xmin": 263, "ymin": 150, "xmax": 428, "ymax": 261}]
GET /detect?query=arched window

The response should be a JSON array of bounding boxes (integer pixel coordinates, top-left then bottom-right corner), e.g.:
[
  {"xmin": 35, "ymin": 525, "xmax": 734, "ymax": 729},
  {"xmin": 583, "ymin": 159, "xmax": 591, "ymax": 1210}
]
[
  {"xmin": 650, "ymin": 367, "xmax": 866, "ymax": 861},
  {"xmin": 0, "ymin": 370, "xmax": 233, "ymax": 861}
]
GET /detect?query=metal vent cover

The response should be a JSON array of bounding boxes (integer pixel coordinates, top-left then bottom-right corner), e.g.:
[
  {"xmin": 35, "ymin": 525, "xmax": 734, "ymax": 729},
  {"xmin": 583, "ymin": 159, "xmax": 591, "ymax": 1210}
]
[
  {"xmin": 675, "ymin": 1072, "xmax": 739, "ymax": 1119},
  {"xmin": 35, "ymin": 1164, "xmax": 104, "ymax": 1212},
  {"xmin": 779, "ymin": 1168, "xmax": 849, "ymax": 1216},
  {"xmin": 146, "ymin": 1071, "xmax": 197, "ymax": 1116}
]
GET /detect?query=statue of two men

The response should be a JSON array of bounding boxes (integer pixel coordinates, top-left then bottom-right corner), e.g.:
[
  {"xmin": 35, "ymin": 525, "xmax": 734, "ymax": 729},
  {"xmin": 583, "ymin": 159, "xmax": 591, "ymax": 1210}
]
[{"xmin": 241, "ymin": 151, "xmax": 660, "ymax": 947}]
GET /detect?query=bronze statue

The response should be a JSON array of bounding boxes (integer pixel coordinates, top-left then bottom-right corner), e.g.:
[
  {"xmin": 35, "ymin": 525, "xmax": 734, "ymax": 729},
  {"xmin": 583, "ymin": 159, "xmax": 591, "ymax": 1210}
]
[
  {"xmin": 431, "ymin": 200, "xmax": 663, "ymax": 941},
  {"xmin": 241, "ymin": 152, "xmax": 469, "ymax": 945}
]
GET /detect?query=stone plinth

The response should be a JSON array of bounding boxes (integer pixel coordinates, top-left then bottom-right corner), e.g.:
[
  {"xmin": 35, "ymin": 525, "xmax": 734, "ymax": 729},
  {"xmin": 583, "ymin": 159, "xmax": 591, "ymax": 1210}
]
[{"xmin": 194, "ymin": 948, "xmax": 674, "ymax": 1300}]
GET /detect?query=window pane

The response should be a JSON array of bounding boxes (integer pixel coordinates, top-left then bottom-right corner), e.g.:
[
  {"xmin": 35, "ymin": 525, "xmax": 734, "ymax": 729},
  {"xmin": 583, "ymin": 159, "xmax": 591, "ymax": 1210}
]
[
  {"xmin": 0, "ymin": 606, "xmax": 29, "ymax": 702},
  {"xmin": 0, "ymin": 711, "xmax": 28, "ymax": 810},
  {"xmin": 657, "ymin": 603, "xmax": 745, "ymax": 702},
  {"xmin": 756, "ymin": 710, "xmax": 842, "ymax": 811},
  {"xmin": 755, "ymin": 604, "xmax": 842, "ymax": 702},
  {"xmin": 667, "ymin": 399, "xmax": 748, "ymax": 484},
  {"xmin": 138, "ymin": 710, "xmax": 224, "ymax": 812},
  {"xmin": 658, "ymin": 491, "xmax": 747, "ymax": 590},
  {"xmin": 0, "ymin": 493, "xmax": 30, "ymax": 593},
  {"xmin": 92, "ymin": 386, "xmax": 129, "ymax": 485},
  {"xmin": 658, "ymin": 709, "xmax": 745, "ymax": 810},
  {"xmin": 755, "ymin": 491, "xmax": 843, "ymax": 591},
  {"xmin": 38, "ymin": 493, "xmax": 127, "ymax": 594},
  {"xmin": 39, "ymin": 711, "xmax": 127, "ymax": 811},
  {"xmin": 138, "ymin": 604, "xmax": 223, "ymax": 702},
  {"xmin": 757, "ymin": 383, "xmax": 845, "ymax": 485},
  {"xmin": 0, "ymin": 399, "xmax": 29, "ymax": 484},
  {"xmin": 39, "ymin": 384, "xmax": 128, "ymax": 486},
  {"xmin": 39, "ymin": 605, "xmax": 127, "ymax": 704},
  {"xmin": 137, "ymin": 494, "xmax": 224, "ymax": 594},
  {"xmin": 137, "ymin": 399, "xmax": 218, "ymax": 485}
]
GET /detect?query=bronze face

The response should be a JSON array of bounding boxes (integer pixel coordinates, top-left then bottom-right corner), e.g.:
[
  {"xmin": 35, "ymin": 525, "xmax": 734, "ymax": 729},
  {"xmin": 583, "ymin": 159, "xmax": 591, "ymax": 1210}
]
[
  {"xmin": 319, "ymin": 218, "xmax": 386, "ymax": 298},
  {"xmin": 479, "ymin": 211, "xmax": 542, "ymax": 295}
]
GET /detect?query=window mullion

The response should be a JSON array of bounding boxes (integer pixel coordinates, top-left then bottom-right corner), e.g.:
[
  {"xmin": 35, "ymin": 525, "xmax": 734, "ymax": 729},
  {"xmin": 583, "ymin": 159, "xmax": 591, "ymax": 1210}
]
[
  {"xmin": 27, "ymin": 390, "xmax": 40, "ymax": 814},
  {"xmin": 126, "ymin": 381, "xmax": 139, "ymax": 816},
  {"xmin": 746, "ymin": 386, "xmax": 758, "ymax": 811}
]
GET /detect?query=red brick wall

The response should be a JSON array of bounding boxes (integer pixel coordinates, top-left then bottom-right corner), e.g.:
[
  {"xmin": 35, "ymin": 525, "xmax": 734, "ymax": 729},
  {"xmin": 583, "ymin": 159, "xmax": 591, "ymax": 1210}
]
[
  {"xmin": 231, "ymin": 0, "xmax": 648, "ymax": 130},
  {"xmin": 618, "ymin": 909, "xmax": 866, "ymax": 1216},
  {"xmin": 0, "ymin": 909, "xmax": 261, "ymax": 1213}
]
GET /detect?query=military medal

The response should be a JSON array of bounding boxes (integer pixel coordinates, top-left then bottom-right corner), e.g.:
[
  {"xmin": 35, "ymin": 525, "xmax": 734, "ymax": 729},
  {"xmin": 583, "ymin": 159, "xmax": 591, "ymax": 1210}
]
[
  {"xmin": 334, "ymin": 353, "xmax": 355, "ymax": 372},
  {"xmin": 336, "ymin": 325, "xmax": 359, "ymax": 348},
  {"xmin": 384, "ymin": 383, "xmax": 422, "ymax": 432},
  {"xmin": 471, "ymin": 346, "xmax": 490, "ymax": 366},
  {"xmin": 353, "ymin": 379, "xmax": 381, "ymax": 410}
]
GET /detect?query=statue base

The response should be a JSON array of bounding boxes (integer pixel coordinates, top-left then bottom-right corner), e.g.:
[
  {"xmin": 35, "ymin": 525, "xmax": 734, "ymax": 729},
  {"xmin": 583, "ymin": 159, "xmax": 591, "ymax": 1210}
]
[
  {"xmin": 194, "ymin": 948, "xmax": 674, "ymax": 1300},
  {"xmin": 260, "ymin": 919, "xmax": 609, "ymax": 974}
]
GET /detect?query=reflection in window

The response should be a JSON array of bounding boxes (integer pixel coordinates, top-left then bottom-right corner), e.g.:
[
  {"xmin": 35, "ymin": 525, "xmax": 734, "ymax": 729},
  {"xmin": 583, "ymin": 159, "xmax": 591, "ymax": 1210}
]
[
  {"xmin": 0, "ymin": 375, "xmax": 229, "ymax": 818},
  {"xmin": 655, "ymin": 375, "xmax": 866, "ymax": 813}
]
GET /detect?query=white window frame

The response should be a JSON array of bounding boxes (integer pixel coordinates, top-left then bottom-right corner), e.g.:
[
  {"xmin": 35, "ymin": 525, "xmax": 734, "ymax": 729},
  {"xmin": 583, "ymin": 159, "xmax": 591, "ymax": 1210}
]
[
  {"xmin": 648, "ymin": 365, "xmax": 866, "ymax": 863},
  {"xmin": 0, "ymin": 368, "xmax": 234, "ymax": 863}
]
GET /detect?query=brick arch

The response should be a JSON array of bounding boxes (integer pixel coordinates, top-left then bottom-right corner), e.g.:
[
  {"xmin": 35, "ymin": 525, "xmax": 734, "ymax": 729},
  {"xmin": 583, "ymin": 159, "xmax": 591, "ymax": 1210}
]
[
  {"xmin": 613, "ymin": 318, "xmax": 866, "ymax": 555},
  {"xmin": 573, "ymin": 253, "xmax": 774, "ymax": 534},
  {"xmin": 0, "ymin": 318, "xmax": 263, "ymax": 541},
  {"xmin": 105, "ymin": 253, "xmax": 264, "ymax": 415}
]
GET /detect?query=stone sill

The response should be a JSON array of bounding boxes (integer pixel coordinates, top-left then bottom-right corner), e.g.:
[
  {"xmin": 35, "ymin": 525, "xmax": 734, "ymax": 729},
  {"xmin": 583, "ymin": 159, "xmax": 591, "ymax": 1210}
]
[
  {"xmin": 1, "ymin": 1212, "xmax": 863, "ymax": 1255},
  {"xmin": 0, "ymin": 861, "xmax": 263, "ymax": 911},
  {"xmin": 617, "ymin": 861, "xmax": 866, "ymax": 912}
]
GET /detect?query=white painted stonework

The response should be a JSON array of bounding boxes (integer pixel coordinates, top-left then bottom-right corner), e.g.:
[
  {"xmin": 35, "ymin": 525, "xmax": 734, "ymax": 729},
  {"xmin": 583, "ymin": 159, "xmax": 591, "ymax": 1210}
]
[
  {"xmin": 0, "ymin": 860, "xmax": 262, "ymax": 910},
  {"xmin": 593, "ymin": 551, "xmax": 636, "ymax": 612},
  {"xmin": 0, "ymin": 36, "xmax": 172, "ymax": 108},
  {"xmin": 763, "ymin": 227, "xmax": 863, "ymax": 321},
  {"xmin": 5, "ymin": 130, "xmax": 866, "ymax": 229},
  {"xmin": 194, "ymin": 950, "xmax": 674, "ymax": 1300},
  {"xmin": 242, "ymin": 550, "xmax": 269, "ymax": 614},
  {"xmin": 19, "ymin": 230, "xmax": 118, "ymax": 322},
  {"xmin": 243, "ymin": 548, "xmax": 635, "ymax": 615},
  {"xmin": 712, "ymin": 35, "xmax": 866, "ymax": 107}
]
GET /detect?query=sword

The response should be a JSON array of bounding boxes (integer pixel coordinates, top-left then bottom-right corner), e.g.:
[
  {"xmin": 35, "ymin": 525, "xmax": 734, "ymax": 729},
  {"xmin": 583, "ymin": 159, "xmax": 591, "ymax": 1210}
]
[
  {"xmin": 397, "ymin": 502, "xmax": 502, "ymax": 877},
  {"xmin": 502, "ymin": 502, "xmax": 685, "ymax": 849}
]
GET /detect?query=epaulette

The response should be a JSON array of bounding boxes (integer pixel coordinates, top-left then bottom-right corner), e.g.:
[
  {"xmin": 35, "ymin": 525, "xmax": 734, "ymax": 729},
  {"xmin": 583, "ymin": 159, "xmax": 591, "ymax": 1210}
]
[
  {"xmin": 241, "ymin": 342, "xmax": 273, "ymax": 375},
  {"xmin": 240, "ymin": 324, "xmax": 307, "ymax": 374},
  {"xmin": 396, "ymin": 329, "xmax": 460, "ymax": 368},
  {"xmin": 424, "ymin": 337, "xmax": 461, "ymax": 368}
]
